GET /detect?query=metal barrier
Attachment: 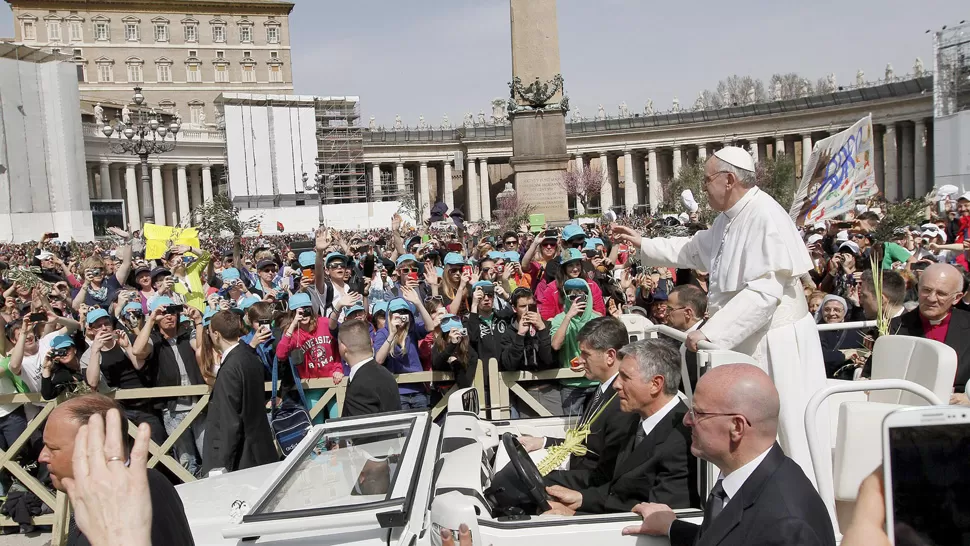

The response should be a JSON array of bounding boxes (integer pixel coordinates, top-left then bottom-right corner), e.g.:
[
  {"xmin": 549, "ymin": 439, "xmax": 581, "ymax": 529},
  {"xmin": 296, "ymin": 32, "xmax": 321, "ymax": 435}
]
[{"xmin": 0, "ymin": 365, "xmax": 468, "ymax": 544}]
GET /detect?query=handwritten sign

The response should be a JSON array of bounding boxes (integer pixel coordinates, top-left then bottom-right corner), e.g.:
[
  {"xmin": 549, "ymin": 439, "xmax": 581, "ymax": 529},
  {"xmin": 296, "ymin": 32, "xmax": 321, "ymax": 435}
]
[{"xmin": 789, "ymin": 115, "xmax": 876, "ymax": 227}]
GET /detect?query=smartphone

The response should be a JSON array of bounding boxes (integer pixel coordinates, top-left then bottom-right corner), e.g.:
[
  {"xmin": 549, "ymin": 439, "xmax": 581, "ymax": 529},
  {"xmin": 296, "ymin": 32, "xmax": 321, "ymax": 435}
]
[
  {"xmin": 882, "ymin": 406, "xmax": 970, "ymax": 545},
  {"xmin": 29, "ymin": 312, "xmax": 47, "ymax": 322},
  {"xmin": 583, "ymin": 249, "xmax": 599, "ymax": 259},
  {"xmin": 527, "ymin": 303, "xmax": 538, "ymax": 313},
  {"xmin": 45, "ymin": 232, "xmax": 59, "ymax": 239},
  {"xmin": 570, "ymin": 294, "xmax": 585, "ymax": 304},
  {"xmin": 447, "ymin": 242, "xmax": 463, "ymax": 252},
  {"xmin": 461, "ymin": 265, "xmax": 472, "ymax": 277},
  {"xmin": 543, "ymin": 229, "xmax": 558, "ymax": 240},
  {"xmin": 165, "ymin": 304, "xmax": 184, "ymax": 315},
  {"xmin": 302, "ymin": 268, "xmax": 315, "ymax": 282},
  {"xmin": 481, "ymin": 286, "xmax": 495, "ymax": 297},
  {"xmin": 407, "ymin": 272, "xmax": 419, "ymax": 283}
]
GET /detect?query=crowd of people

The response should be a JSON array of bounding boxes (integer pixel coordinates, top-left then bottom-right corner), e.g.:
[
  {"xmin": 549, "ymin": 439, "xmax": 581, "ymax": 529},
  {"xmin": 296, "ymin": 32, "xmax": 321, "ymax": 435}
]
[{"xmin": 1, "ymin": 148, "xmax": 969, "ymax": 543}]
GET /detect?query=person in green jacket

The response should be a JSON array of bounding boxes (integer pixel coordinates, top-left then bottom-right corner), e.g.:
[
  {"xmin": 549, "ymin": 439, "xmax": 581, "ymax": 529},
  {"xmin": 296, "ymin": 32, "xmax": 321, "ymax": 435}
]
[{"xmin": 550, "ymin": 278, "xmax": 601, "ymax": 416}]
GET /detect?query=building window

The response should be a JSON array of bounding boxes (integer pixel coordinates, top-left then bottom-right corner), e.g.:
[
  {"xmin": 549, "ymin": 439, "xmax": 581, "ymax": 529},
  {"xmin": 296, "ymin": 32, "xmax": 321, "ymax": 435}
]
[
  {"xmin": 216, "ymin": 50, "xmax": 225, "ymax": 58},
  {"xmin": 212, "ymin": 24, "xmax": 225, "ymax": 42},
  {"xmin": 189, "ymin": 50, "xmax": 197, "ymax": 57},
  {"xmin": 184, "ymin": 23, "xmax": 197, "ymax": 42},
  {"xmin": 154, "ymin": 23, "xmax": 168, "ymax": 42},
  {"xmin": 239, "ymin": 25, "xmax": 252, "ymax": 43},
  {"xmin": 157, "ymin": 63, "xmax": 171, "ymax": 82},
  {"xmin": 242, "ymin": 65, "xmax": 255, "ymax": 83},
  {"xmin": 47, "ymin": 21, "xmax": 61, "ymax": 42},
  {"xmin": 270, "ymin": 51, "xmax": 279, "ymax": 59},
  {"xmin": 127, "ymin": 62, "xmax": 143, "ymax": 82},
  {"xmin": 269, "ymin": 64, "xmax": 282, "ymax": 83},
  {"xmin": 73, "ymin": 48, "xmax": 82, "ymax": 57},
  {"xmin": 186, "ymin": 64, "xmax": 201, "ymax": 82},
  {"xmin": 94, "ymin": 21, "xmax": 108, "ymax": 41},
  {"xmin": 190, "ymin": 103, "xmax": 204, "ymax": 125},
  {"xmin": 125, "ymin": 23, "xmax": 139, "ymax": 41},
  {"xmin": 23, "ymin": 21, "xmax": 36, "ymax": 41},
  {"xmin": 214, "ymin": 64, "xmax": 228, "ymax": 83},
  {"xmin": 69, "ymin": 20, "xmax": 82, "ymax": 41},
  {"xmin": 98, "ymin": 63, "xmax": 113, "ymax": 82},
  {"xmin": 266, "ymin": 26, "xmax": 280, "ymax": 44}
]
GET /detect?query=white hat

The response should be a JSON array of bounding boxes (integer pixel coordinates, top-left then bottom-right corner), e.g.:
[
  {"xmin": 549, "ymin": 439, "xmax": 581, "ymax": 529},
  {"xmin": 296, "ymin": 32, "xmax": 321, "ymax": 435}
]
[
  {"xmin": 807, "ymin": 234, "xmax": 824, "ymax": 245},
  {"xmin": 713, "ymin": 146, "xmax": 755, "ymax": 172},
  {"xmin": 838, "ymin": 241, "xmax": 860, "ymax": 255},
  {"xmin": 681, "ymin": 189, "xmax": 698, "ymax": 212},
  {"xmin": 812, "ymin": 221, "xmax": 826, "ymax": 231},
  {"xmin": 37, "ymin": 250, "xmax": 53, "ymax": 260},
  {"xmin": 959, "ymin": 191, "xmax": 970, "ymax": 202},
  {"xmin": 836, "ymin": 230, "xmax": 849, "ymax": 242},
  {"xmin": 936, "ymin": 184, "xmax": 959, "ymax": 199},
  {"xmin": 678, "ymin": 212, "xmax": 690, "ymax": 224}
]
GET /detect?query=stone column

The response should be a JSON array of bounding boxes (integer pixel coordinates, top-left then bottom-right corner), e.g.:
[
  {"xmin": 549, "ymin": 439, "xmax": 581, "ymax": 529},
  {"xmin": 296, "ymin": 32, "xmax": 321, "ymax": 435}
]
[
  {"xmin": 176, "ymin": 165, "xmax": 191, "ymax": 224},
  {"xmin": 98, "ymin": 161, "xmax": 112, "ymax": 200},
  {"xmin": 395, "ymin": 161, "xmax": 406, "ymax": 196},
  {"xmin": 202, "ymin": 166, "xmax": 213, "ymax": 203},
  {"xmin": 623, "ymin": 151, "xmax": 636, "ymax": 214},
  {"xmin": 418, "ymin": 161, "xmax": 430, "ymax": 220},
  {"xmin": 151, "ymin": 164, "xmax": 166, "ymax": 226},
  {"xmin": 873, "ymin": 125, "xmax": 886, "ymax": 195},
  {"xmin": 442, "ymin": 161, "xmax": 454, "ymax": 211},
  {"xmin": 479, "ymin": 158, "xmax": 491, "ymax": 222},
  {"xmin": 914, "ymin": 119, "xmax": 928, "ymax": 197},
  {"xmin": 573, "ymin": 155, "xmax": 585, "ymax": 215},
  {"xmin": 884, "ymin": 124, "xmax": 899, "ymax": 202},
  {"xmin": 466, "ymin": 158, "xmax": 480, "ymax": 221},
  {"xmin": 189, "ymin": 167, "xmax": 202, "ymax": 213},
  {"xmin": 672, "ymin": 146, "xmax": 683, "ymax": 180},
  {"xmin": 139, "ymin": 164, "xmax": 152, "ymax": 222},
  {"xmin": 775, "ymin": 136, "xmax": 786, "ymax": 156},
  {"xmin": 371, "ymin": 163, "xmax": 382, "ymax": 200},
  {"xmin": 162, "ymin": 166, "xmax": 178, "ymax": 226},
  {"xmin": 109, "ymin": 164, "xmax": 123, "ymax": 203},
  {"xmin": 647, "ymin": 149, "xmax": 660, "ymax": 214},
  {"xmin": 598, "ymin": 153, "xmax": 613, "ymax": 212},
  {"xmin": 801, "ymin": 134, "xmax": 813, "ymax": 177},
  {"xmin": 124, "ymin": 163, "xmax": 141, "ymax": 229},
  {"xmin": 900, "ymin": 123, "xmax": 915, "ymax": 199},
  {"xmin": 749, "ymin": 139, "xmax": 759, "ymax": 165}
]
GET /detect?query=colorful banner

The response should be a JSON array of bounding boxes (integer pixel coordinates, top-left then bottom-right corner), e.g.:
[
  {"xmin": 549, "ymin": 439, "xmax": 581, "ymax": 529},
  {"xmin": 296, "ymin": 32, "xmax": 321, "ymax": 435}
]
[
  {"xmin": 789, "ymin": 115, "xmax": 876, "ymax": 227},
  {"xmin": 142, "ymin": 223, "xmax": 200, "ymax": 260}
]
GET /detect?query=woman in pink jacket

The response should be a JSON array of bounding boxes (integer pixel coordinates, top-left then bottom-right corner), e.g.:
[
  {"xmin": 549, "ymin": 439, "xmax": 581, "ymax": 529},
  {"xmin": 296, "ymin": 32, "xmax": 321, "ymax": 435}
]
[{"xmin": 538, "ymin": 248, "xmax": 605, "ymax": 320}]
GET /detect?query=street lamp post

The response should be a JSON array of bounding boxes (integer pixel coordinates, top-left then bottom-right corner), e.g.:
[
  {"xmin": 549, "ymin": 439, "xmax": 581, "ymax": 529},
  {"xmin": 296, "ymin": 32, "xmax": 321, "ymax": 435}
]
[
  {"xmin": 303, "ymin": 170, "xmax": 335, "ymax": 226},
  {"xmin": 100, "ymin": 87, "xmax": 180, "ymax": 224}
]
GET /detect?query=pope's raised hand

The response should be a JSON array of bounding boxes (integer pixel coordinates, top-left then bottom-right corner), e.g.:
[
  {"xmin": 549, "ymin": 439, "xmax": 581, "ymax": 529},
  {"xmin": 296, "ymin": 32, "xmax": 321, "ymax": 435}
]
[{"xmin": 611, "ymin": 224, "xmax": 642, "ymax": 248}]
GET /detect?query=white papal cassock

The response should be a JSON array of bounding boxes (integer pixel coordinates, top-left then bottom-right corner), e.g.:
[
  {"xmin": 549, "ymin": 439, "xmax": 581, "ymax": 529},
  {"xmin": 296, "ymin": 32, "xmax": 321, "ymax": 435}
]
[{"xmin": 637, "ymin": 186, "xmax": 832, "ymax": 497}]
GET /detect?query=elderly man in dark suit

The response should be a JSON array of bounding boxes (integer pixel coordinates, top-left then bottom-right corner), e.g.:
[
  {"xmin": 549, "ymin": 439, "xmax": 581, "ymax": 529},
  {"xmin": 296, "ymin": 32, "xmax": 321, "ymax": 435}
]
[
  {"xmin": 202, "ymin": 311, "xmax": 277, "ymax": 476},
  {"xmin": 864, "ymin": 263, "xmax": 969, "ymax": 391},
  {"xmin": 622, "ymin": 363, "xmax": 835, "ymax": 546},
  {"xmin": 542, "ymin": 338, "xmax": 697, "ymax": 515},
  {"xmin": 520, "ymin": 316, "xmax": 639, "ymax": 474},
  {"xmin": 339, "ymin": 319, "xmax": 401, "ymax": 417}
]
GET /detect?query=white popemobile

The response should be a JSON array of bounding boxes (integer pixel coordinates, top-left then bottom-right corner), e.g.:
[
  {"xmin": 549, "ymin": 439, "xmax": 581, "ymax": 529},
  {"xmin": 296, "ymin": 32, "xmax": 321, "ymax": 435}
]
[{"xmin": 176, "ymin": 323, "xmax": 954, "ymax": 546}]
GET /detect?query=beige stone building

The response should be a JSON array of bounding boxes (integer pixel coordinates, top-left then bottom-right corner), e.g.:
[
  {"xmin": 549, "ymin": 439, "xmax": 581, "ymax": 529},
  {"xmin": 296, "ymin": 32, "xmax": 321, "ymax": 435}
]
[{"xmin": 5, "ymin": 0, "xmax": 294, "ymax": 124}]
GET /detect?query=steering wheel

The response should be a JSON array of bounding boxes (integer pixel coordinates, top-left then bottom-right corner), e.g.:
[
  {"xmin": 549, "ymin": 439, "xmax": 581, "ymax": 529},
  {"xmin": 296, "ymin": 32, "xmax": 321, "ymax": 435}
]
[{"xmin": 501, "ymin": 433, "xmax": 550, "ymax": 513}]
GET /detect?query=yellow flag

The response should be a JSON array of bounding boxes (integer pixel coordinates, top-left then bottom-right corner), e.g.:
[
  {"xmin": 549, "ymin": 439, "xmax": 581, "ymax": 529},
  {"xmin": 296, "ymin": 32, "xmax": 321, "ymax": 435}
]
[{"xmin": 142, "ymin": 223, "xmax": 200, "ymax": 260}]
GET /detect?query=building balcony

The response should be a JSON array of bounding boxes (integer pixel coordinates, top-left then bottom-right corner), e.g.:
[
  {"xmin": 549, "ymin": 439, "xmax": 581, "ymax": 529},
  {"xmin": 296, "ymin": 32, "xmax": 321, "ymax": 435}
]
[{"xmin": 82, "ymin": 122, "xmax": 225, "ymax": 143}]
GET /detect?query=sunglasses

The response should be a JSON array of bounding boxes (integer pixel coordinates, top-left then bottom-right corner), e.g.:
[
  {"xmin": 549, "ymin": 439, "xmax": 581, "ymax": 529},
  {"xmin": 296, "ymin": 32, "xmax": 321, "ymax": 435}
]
[
  {"xmin": 504, "ymin": 240, "xmax": 518, "ymax": 246},
  {"xmin": 260, "ymin": 267, "xmax": 279, "ymax": 273},
  {"xmin": 328, "ymin": 263, "xmax": 346, "ymax": 270},
  {"xmin": 540, "ymin": 241, "xmax": 557, "ymax": 248},
  {"xmin": 85, "ymin": 268, "xmax": 104, "ymax": 275},
  {"xmin": 424, "ymin": 295, "xmax": 444, "ymax": 303}
]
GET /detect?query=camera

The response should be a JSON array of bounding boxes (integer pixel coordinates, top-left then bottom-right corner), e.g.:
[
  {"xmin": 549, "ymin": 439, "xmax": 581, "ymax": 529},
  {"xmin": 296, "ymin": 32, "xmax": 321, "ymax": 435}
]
[
  {"xmin": 165, "ymin": 304, "xmax": 184, "ymax": 315},
  {"xmin": 49, "ymin": 347, "xmax": 69, "ymax": 359},
  {"xmin": 481, "ymin": 285, "xmax": 495, "ymax": 297},
  {"xmin": 570, "ymin": 294, "xmax": 586, "ymax": 304}
]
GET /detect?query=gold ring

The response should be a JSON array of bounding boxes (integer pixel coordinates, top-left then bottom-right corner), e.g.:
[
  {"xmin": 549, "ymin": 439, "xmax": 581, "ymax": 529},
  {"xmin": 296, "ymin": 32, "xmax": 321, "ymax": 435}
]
[{"xmin": 107, "ymin": 456, "xmax": 123, "ymax": 462}]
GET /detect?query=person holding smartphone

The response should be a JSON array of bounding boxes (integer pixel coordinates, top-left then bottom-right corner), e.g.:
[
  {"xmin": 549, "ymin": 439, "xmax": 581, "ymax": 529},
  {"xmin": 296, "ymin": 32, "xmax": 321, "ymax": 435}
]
[
  {"xmin": 499, "ymin": 288, "xmax": 558, "ymax": 417},
  {"xmin": 550, "ymin": 278, "xmax": 602, "ymax": 416},
  {"xmin": 40, "ymin": 334, "xmax": 83, "ymax": 400},
  {"xmin": 373, "ymin": 296, "xmax": 436, "ymax": 409},
  {"xmin": 431, "ymin": 314, "xmax": 478, "ymax": 389}
]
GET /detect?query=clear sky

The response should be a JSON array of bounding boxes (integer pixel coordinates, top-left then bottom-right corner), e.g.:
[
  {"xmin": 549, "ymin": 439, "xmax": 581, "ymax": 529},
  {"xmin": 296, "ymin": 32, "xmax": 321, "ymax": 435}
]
[{"xmin": 2, "ymin": 1, "xmax": 967, "ymax": 127}]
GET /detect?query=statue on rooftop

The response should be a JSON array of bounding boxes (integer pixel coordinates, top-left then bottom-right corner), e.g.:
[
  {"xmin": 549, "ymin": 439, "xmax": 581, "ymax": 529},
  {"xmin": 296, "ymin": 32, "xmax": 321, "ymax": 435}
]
[
  {"xmin": 393, "ymin": 114, "xmax": 403, "ymax": 130},
  {"xmin": 885, "ymin": 63, "xmax": 895, "ymax": 82},
  {"xmin": 596, "ymin": 104, "xmax": 606, "ymax": 120},
  {"xmin": 644, "ymin": 99, "xmax": 654, "ymax": 115},
  {"xmin": 463, "ymin": 112, "xmax": 473, "ymax": 127},
  {"xmin": 618, "ymin": 101, "xmax": 629, "ymax": 118},
  {"xmin": 94, "ymin": 103, "xmax": 104, "ymax": 126},
  {"xmin": 477, "ymin": 110, "xmax": 486, "ymax": 126},
  {"xmin": 671, "ymin": 96, "xmax": 680, "ymax": 113},
  {"xmin": 368, "ymin": 116, "xmax": 376, "ymax": 130},
  {"xmin": 441, "ymin": 114, "xmax": 451, "ymax": 129},
  {"xmin": 418, "ymin": 115, "xmax": 428, "ymax": 129},
  {"xmin": 856, "ymin": 69, "xmax": 865, "ymax": 86},
  {"xmin": 122, "ymin": 104, "xmax": 131, "ymax": 125},
  {"xmin": 914, "ymin": 58, "xmax": 924, "ymax": 78}
]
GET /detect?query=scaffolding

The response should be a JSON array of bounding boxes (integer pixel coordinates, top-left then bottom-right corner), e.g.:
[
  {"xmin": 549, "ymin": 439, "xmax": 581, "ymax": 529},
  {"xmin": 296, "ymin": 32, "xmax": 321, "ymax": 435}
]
[
  {"xmin": 935, "ymin": 21, "xmax": 970, "ymax": 117},
  {"xmin": 315, "ymin": 96, "xmax": 368, "ymax": 204}
]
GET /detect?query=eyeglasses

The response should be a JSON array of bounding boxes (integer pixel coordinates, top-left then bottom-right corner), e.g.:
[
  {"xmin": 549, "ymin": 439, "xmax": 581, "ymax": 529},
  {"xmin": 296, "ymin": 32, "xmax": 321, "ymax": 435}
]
[
  {"xmin": 568, "ymin": 240, "xmax": 586, "ymax": 249},
  {"xmin": 703, "ymin": 171, "xmax": 730, "ymax": 185},
  {"xmin": 687, "ymin": 407, "xmax": 751, "ymax": 425},
  {"xmin": 397, "ymin": 267, "xmax": 417, "ymax": 274},
  {"xmin": 918, "ymin": 286, "xmax": 960, "ymax": 300},
  {"xmin": 260, "ymin": 267, "xmax": 279, "ymax": 273}
]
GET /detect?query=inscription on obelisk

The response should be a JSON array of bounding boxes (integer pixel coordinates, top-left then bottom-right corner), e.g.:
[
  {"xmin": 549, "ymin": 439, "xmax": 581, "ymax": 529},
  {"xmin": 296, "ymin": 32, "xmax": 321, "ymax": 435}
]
[{"xmin": 508, "ymin": 0, "xmax": 570, "ymax": 221}]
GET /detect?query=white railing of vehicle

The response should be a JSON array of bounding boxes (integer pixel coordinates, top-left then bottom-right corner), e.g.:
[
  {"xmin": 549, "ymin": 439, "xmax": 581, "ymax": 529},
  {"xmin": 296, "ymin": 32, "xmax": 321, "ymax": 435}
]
[
  {"xmin": 804, "ymin": 380, "xmax": 944, "ymax": 538},
  {"xmin": 816, "ymin": 320, "xmax": 878, "ymax": 332}
]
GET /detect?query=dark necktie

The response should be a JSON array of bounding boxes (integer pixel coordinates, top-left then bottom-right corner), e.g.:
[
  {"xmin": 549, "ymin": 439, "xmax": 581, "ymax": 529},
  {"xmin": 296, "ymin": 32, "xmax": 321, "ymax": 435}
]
[
  {"xmin": 707, "ymin": 479, "xmax": 728, "ymax": 520},
  {"xmin": 583, "ymin": 388, "xmax": 603, "ymax": 423},
  {"xmin": 632, "ymin": 424, "xmax": 646, "ymax": 449}
]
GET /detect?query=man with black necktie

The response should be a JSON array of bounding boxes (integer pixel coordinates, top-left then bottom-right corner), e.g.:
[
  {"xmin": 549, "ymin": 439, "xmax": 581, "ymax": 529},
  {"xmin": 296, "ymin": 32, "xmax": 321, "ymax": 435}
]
[
  {"xmin": 542, "ymin": 338, "xmax": 698, "ymax": 515},
  {"xmin": 622, "ymin": 363, "xmax": 835, "ymax": 546},
  {"xmin": 519, "ymin": 317, "xmax": 639, "ymax": 474}
]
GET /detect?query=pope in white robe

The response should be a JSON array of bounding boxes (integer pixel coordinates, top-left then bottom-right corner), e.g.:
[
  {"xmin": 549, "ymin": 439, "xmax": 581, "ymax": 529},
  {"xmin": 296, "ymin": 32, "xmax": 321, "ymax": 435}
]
[{"xmin": 614, "ymin": 147, "xmax": 833, "ymax": 507}]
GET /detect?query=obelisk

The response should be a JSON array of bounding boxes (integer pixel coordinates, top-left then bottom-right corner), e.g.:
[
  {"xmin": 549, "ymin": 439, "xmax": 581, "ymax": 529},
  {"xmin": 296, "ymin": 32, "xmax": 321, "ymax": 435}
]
[{"xmin": 508, "ymin": 0, "xmax": 570, "ymax": 222}]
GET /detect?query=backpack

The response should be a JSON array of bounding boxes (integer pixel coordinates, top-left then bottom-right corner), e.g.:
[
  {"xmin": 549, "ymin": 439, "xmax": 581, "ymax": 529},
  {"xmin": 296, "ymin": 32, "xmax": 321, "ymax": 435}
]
[{"xmin": 270, "ymin": 351, "xmax": 312, "ymax": 456}]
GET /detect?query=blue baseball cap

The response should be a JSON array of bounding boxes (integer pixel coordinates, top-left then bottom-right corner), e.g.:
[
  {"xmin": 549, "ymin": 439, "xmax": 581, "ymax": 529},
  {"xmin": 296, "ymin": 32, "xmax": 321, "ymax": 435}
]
[
  {"xmin": 388, "ymin": 298, "xmax": 414, "ymax": 315},
  {"xmin": 221, "ymin": 268, "xmax": 241, "ymax": 282},
  {"xmin": 562, "ymin": 224, "xmax": 586, "ymax": 241},
  {"xmin": 486, "ymin": 251, "xmax": 504, "ymax": 261},
  {"xmin": 435, "ymin": 266, "xmax": 444, "ymax": 278},
  {"xmin": 345, "ymin": 304, "xmax": 366, "ymax": 317},
  {"xmin": 288, "ymin": 292, "xmax": 312, "ymax": 310},
  {"xmin": 123, "ymin": 302, "xmax": 143, "ymax": 314},
  {"xmin": 298, "ymin": 251, "xmax": 316, "ymax": 268},
  {"xmin": 202, "ymin": 309, "xmax": 218, "ymax": 326},
  {"xmin": 563, "ymin": 278, "xmax": 589, "ymax": 292},
  {"xmin": 370, "ymin": 300, "xmax": 389, "ymax": 316},
  {"xmin": 85, "ymin": 308, "xmax": 111, "ymax": 325},
  {"xmin": 50, "ymin": 334, "xmax": 75, "ymax": 350},
  {"xmin": 440, "ymin": 314, "xmax": 463, "ymax": 333},
  {"xmin": 148, "ymin": 296, "xmax": 176, "ymax": 313},
  {"xmin": 587, "ymin": 237, "xmax": 604, "ymax": 248},
  {"xmin": 472, "ymin": 280, "xmax": 494, "ymax": 291},
  {"xmin": 325, "ymin": 252, "xmax": 347, "ymax": 266},
  {"xmin": 560, "ymin": 248, "xmax": 584, "ymax": 265},
  {"xmin": 238, "ymin": 295, "xmax": 261, "ymax": 311},
  {"xmin": 443, "ymin": 252, "xmax": 465, "ymax": 266},
  {"xmin": 396, "ymin": 254, "xmax": 418, "ymax": 266},
  {"xmin": 504, "ymin": 251, "xmax": 521, "ymax": 263}
]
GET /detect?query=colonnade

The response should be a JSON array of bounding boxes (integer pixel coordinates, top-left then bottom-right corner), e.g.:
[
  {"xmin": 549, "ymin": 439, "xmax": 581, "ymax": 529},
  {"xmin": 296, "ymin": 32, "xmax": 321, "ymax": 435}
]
[{"xmin": 85, "ymin": 161, "xmax": 225, "ymax": 227}]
